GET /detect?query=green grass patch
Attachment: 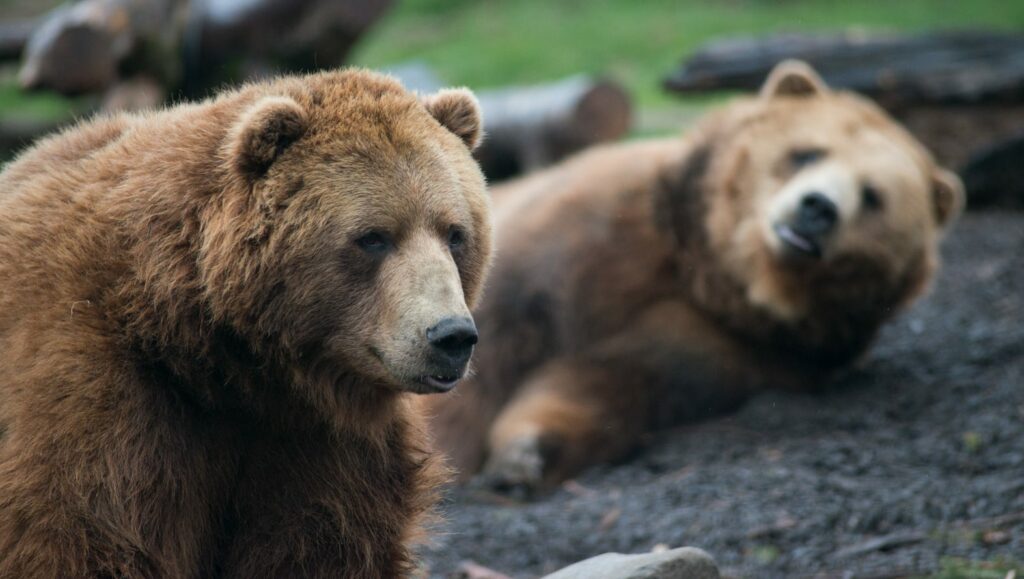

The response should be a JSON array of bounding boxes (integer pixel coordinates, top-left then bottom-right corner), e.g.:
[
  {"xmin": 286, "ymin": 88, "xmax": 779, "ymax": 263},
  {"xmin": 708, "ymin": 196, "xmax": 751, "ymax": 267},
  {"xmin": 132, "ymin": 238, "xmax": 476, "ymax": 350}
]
[
  {"xmin": 0, "ymin": 67, "xmax": 88, "ymax": 123},
  {"xmin": 927, "ymin": 556, "xmax": 1023, "ymax": 578},
  {"xmin": 352, "ymin": 0, "xmax": 1024, "ymax": 108}
]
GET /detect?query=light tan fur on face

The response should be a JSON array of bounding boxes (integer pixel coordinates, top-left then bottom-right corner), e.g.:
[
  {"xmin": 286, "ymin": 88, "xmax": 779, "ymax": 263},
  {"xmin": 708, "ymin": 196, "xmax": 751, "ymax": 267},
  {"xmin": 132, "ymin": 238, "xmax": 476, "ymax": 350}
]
[
  {"xmin": 702, "ymin": 78, "xmax": 963, "ymax": 320},
  {"xmin": 205, "ymin": 72, "xmax": 492, "ymax": 402}
]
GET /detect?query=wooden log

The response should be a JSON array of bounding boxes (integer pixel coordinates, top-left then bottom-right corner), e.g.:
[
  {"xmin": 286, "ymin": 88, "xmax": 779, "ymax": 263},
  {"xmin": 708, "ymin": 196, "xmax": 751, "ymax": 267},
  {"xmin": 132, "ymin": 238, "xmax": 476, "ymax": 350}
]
[
  {"xmin": 17, "ymin": 0, "xmax": 392, "ymax": 99},
  {"xmin": 0, "ymin": 18, "xmax": 37, "ymax": 61},
  {"xmin": 961, "ymin": 132, "xmax": 1024, "ymax": 208},
  {"xmin": 474, "ymin": 75, "xmax": 633, "ymax": 180},
  {"xmin": 183, "ymin": 0, "xmax": 394, "ymax": 97},
  {"xmin": 663, "ymin": 30, "xmax": 1024, "ymax": 107},
  {"xmin": 387, "ymin": 64, "xmax": 633, "ymax": 181},
  {"xmin": 897, "ymin": 104, "xmax": 1024, "ymax": 174},
  {"xmin": 18, "ymin": 0, "xmax": 188, "ymax": 95}
]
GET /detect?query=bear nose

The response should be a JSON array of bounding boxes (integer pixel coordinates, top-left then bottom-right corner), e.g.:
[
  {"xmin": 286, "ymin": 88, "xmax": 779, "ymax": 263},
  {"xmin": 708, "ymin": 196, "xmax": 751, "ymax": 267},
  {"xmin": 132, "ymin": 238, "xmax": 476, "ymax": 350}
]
[
  {"xmin": 426, "ymin": 316, "xmax": 478, "ymax": 364},
  {"xmin": 795, "ymin": 192, "xmax": 839, "ymax": 235}
]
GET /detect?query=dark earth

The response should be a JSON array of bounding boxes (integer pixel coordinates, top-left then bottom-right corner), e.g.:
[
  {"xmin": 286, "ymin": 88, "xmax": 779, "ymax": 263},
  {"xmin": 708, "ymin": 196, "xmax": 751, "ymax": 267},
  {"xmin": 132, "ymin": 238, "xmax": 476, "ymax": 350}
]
[{"xmin": 420, "ymin": 210, "xmax": 1024, "ymax": 578}]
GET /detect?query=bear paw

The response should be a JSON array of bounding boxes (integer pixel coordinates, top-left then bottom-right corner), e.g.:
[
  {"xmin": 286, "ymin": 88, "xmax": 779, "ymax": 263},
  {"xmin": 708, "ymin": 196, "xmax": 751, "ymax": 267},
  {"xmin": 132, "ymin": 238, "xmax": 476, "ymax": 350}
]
[{"xmin": 479, "ymin": 435, "xmax": 547, "ymax": 497}]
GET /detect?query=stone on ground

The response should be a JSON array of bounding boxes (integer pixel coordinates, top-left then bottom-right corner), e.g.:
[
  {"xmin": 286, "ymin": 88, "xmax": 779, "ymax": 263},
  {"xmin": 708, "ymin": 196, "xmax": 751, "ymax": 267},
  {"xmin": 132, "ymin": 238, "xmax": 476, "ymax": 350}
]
[{"xmin": 542, "ymin": 547, "xmax": 719, "ymax": 579}]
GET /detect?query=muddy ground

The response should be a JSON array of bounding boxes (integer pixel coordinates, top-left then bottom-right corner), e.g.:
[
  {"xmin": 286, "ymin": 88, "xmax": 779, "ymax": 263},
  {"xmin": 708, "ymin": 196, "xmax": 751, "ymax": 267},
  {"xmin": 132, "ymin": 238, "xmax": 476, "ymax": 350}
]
[{"xmin": 420, "ymin": 211, "xmax": 1024, "ymax": 578}]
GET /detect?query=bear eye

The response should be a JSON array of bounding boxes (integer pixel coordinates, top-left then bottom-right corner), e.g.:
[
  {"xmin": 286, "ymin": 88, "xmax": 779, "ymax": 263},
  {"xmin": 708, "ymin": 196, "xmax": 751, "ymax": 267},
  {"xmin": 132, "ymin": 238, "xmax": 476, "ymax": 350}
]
[
  {"xmin": 354, "ymin": 231, "xmax": 393, "ymax": 254},
  {"xmin": 861, "ymin": 184, "xmax": 884, "ymax": 211},
  {"xmin": 789, "ymin": 148, "xmax": 827, "ymax": 169},
  {"xmin": 447, "ymin": 226, "xmax": 466, "ymax": 251}
]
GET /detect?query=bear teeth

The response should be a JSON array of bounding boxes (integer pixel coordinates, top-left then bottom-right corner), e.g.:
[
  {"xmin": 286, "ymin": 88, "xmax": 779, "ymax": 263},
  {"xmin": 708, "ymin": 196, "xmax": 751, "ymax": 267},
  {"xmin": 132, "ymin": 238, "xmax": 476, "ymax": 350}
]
[{"xmin": 774, "ymin": 223, "xmax": 820, "ymax": 257}]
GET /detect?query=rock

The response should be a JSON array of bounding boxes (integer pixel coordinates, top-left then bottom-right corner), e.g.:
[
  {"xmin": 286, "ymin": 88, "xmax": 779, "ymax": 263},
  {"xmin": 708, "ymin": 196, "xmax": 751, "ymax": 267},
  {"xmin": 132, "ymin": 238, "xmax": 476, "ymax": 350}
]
[{"xmin": 542, "ymin": 547, "xmax": 719, "ymax": 579}]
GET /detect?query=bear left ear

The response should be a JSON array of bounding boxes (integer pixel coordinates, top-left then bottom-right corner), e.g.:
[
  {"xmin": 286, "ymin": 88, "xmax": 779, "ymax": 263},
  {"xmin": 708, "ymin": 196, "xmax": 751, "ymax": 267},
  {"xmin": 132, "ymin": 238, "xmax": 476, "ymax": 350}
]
[
  {"xmin": 760, "ymin": 60, "xmax": 830, "ymax": 99},
  {"xmin": 931, "ymin": 168, "xmax": 965, "ymax": 229},
  {"xmin": 422, "ymin": 88, "xmax": 483, "ymax": 150},
  {"xmin": 228, "ymin": 95, "xmax": 308, "ymax": 180}
]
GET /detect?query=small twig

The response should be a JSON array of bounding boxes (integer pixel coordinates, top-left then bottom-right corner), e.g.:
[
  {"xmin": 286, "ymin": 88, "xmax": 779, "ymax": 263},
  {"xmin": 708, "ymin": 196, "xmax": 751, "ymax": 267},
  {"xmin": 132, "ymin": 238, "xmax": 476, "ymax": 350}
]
[
  {"xmin": 598, "ymin": 507, "xmax": 621, "ymax": 532},
  {"xmin": 835, "ymin": 532, "xmax": 927, "ymax": 558},
  {"xmin": 452, "ymin": 561, "xmax": 512, "ymax": 579},
  {"xmin": 954, "ymin": 510, "xmax": 1024, "ymax": 530},
  {"xmin": 834, "ymin": 510, "xmax": 1024, "ymax": 561}
]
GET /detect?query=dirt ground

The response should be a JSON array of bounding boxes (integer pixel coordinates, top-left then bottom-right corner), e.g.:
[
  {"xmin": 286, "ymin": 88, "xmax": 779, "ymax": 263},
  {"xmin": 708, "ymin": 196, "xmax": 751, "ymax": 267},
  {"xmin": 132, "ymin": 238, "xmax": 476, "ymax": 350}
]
[{"xmin": 420, "ymin": 210, "xmax": 1024, "ymax": 578}]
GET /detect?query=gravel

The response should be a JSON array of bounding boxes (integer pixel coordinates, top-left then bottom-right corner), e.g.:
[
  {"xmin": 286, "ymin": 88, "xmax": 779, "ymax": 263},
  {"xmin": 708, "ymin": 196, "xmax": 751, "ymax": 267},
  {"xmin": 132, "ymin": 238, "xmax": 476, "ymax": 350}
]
[{"xmin": 420, "ymin": 211, "xmax": 1024, "ymax": 578}]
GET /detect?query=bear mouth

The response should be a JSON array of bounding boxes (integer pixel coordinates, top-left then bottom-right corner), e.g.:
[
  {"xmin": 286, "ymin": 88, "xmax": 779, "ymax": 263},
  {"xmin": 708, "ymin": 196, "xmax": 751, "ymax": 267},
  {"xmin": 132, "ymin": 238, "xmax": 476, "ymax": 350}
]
[
  {"xmin": 774, "ymin": 223, "xmax": 822, "ymax": 259},
  {"xmin": 414, "ymin": 373, "xmax": 462, "ymax": 393}
]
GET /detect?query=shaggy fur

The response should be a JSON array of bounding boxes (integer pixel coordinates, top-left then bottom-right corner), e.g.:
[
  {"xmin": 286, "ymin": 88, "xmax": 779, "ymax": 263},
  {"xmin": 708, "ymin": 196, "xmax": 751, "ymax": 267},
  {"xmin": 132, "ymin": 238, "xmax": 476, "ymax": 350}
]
[
  {"xmin": 0, "ymin": 69, "xmax": 491, "ymax": 577},
  {"xmin": 422, "ymin": 61, "xmax": 963, "ymax": 491}
]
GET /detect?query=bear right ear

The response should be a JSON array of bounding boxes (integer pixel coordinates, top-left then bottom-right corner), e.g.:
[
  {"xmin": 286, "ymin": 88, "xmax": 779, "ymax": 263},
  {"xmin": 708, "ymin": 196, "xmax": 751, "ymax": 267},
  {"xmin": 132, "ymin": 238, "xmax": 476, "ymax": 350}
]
[
  {"xmin": 760, "ymin": 60, "xmax": 830, "ymax": 99},
  {"xmin": 421, "ymin": 88, "xmax": 483, "ymax": 150},
  {"xmin": 227, "ymin": 95, "xmax": 308, "ymax": 180},
  {"xmin": 931, "ymin": 168, "xmax": 965, "ymax": 229}
]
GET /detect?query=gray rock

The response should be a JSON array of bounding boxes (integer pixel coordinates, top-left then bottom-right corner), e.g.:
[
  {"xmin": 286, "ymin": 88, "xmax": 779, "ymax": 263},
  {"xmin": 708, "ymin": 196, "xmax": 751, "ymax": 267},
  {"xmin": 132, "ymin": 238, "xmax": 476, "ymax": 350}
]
[{"xmin": 541, "ymin": 547, "xmax": 719, "ymax": 579}]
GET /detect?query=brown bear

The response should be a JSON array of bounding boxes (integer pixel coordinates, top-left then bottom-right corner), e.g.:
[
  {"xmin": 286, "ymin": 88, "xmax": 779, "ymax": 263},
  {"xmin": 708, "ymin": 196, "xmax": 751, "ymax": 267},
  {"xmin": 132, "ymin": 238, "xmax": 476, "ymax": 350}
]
[
  {"xmin": 422, "ymin": 61, "xmax": 964, "ymax": 493},
  {"xmin": 0, "ymin": 69, "xmax": 491, "ymax": 577}
]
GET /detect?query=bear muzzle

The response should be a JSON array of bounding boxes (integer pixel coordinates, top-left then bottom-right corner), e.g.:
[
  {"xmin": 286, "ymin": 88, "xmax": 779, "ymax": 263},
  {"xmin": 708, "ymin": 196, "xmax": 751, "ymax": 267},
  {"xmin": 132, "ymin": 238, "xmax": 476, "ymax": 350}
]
[
  {"xmin": 411, "ymin": 316, "xmax": 478, "ymax": 393},
  {"xmin": 773, "ymin": 191, "xmax": 839, "ymax": 260}
]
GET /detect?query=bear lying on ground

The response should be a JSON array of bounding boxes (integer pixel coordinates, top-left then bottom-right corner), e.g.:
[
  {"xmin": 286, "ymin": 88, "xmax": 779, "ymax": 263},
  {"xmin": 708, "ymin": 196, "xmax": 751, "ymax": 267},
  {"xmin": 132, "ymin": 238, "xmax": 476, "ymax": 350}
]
[
  {"xmin": 423, "ymin": 61, "xmax": 964, "ymax": 493},
  {"xmin": 0, "ymin": 69, "xmax": 491, "ymax": 577}
]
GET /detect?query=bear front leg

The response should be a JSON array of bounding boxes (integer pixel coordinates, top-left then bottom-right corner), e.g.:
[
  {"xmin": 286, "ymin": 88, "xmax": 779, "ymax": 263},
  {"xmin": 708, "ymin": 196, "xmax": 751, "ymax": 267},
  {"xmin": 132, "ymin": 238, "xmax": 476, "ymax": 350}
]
[
  {"xmin": 0, "ymin": 357, "xmax": 239, "ymax": 578},
  {"xmin": 481, "ymin": 359, "xmax": 649, "ymax": 494},
  {"xmin": 479, "ymin": 300, "xmax": 758, "ymax": 494}
]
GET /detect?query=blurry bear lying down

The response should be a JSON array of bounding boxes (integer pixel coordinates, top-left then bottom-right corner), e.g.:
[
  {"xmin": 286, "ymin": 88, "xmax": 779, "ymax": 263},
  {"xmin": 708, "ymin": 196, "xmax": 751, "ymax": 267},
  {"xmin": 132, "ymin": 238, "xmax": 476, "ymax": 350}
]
[{"xmin": 422, "ymin": 60, "xmax": 964, "ymax": 493}]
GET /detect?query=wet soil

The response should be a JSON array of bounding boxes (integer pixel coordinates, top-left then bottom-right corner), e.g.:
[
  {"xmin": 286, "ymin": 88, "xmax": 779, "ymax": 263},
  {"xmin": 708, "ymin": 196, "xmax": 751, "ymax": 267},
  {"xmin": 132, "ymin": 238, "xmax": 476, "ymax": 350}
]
[{"xmin": 421, "ymin": 211, "xmax": 1024, "ymax": 578}]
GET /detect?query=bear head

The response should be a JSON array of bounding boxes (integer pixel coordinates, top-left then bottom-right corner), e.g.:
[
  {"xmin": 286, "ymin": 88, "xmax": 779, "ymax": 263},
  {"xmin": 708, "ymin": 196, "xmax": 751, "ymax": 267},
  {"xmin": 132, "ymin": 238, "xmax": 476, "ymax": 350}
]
[
  {"xmin": 201, "ymin": 71, "xmax": 491, "ymax": 410},
  {"xmin": 670, "ymin": 60, "xmax": 963, "ymax": 361}
]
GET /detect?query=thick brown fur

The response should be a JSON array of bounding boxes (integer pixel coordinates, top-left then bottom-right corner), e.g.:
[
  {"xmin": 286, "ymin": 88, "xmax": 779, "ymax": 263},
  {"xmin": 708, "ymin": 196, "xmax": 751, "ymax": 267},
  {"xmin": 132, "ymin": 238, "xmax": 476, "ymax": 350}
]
[
  {"xmin": 422, "ymin": 61, "xmax": 963, "ymax": 492},
  {"xmin": 0, "ymin": 69, "xmax": 491, "ymax": 577}
]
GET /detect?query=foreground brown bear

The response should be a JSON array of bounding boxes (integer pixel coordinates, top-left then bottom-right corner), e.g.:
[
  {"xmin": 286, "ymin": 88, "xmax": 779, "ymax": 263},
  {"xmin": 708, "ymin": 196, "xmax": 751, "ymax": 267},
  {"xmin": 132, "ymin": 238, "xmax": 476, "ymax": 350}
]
[
  {"xmin": 0, "ymin": 70, "xmax": 491, "ymax": 577},
  {"xmin": 424, "ymin": 61, "xmax": 964, "ymax": 492}
]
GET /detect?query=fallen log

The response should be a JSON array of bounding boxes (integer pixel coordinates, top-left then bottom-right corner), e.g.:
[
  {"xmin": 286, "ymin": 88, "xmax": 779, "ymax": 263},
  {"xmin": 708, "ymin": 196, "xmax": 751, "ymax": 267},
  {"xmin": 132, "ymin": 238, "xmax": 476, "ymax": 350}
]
[
  {"xmin": 962, "ymin": 131, "xmax": 1024, "ymax": 209},
  {"xmin": 388, "ymin": 64, "xmax": 633, "ymax": 181},
  {"xmin": 182, "ymin": 0, "xmax": 394, "ymax": 97},
  {"xmin": 18, "ymin": 0, "xmax": 188, "ymax": 95},
  {"xmin": 475, "ymin": 75, "xmax": 632, "ymax": 180},
  {"xmin": 17, "ymin": 0, "xmax": 393, "ymax": 99},
  {"xmin": 0, "ymin": 18, "xmax": 37, "ymax": 61},
  {"xmin": 663, "ymin": 30, "xmax": 1024, "ymax": 106}
]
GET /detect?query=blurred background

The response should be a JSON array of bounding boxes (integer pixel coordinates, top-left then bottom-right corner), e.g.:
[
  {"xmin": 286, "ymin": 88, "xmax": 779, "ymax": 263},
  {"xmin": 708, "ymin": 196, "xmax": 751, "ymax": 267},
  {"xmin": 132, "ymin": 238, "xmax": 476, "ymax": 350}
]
[
  {"xmin": 2, "ymin": 2, "xmax": 1022, "ymax": 577},
  {"xmin": 2, "ymin": 0, "xmax": 1024, "ymax": 199}
]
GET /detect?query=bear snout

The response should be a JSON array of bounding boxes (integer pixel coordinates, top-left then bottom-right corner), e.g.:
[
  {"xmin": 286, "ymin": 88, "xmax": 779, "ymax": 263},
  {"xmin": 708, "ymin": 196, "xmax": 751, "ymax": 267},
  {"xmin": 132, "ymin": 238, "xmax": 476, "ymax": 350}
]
[
  {"xmin": 795, "ymin": 192, "xmax": 839, "ymax": 236},
  {"xmin": 773, "ymin": 191, "xmax": 839, "ymax": 259},
  {"xmin": 400, "ymin": 316, "xmax": 479, "ymax": 394},
  {"xmin": 420, "ymin": 316, "xmax": 478, "ymax": 389}
]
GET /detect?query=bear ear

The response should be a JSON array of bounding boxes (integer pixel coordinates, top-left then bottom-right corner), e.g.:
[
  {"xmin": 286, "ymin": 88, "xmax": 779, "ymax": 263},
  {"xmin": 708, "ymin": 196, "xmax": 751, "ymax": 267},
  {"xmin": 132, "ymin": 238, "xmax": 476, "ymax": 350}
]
[
  {"xmin": 228, "ymin": 95, "xmax": 308, "ymax": 180},
  {"xmin": 931, "ymin": 168, "xmax": 965, "ymax": 229},
  {"xmin": 422, "ymin": 88, "xmax": 483, "ymax": 150},
  {"xmin": 760, "ymin": 60, "xmax": 830, "ymax": 99}
]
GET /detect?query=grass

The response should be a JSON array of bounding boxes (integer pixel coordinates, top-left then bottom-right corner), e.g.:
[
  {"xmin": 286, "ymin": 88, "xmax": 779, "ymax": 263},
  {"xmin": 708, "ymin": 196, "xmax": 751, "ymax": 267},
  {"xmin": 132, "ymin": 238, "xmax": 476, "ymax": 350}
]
[
  {"xmin": 352, "ymin": 0, "xmax": 1024, "ymax": 108},
  {"xmin": 0, "ymin": 66, "xmax": 91, "ymax": 123},
  {"xmin": 3, "ymin": 0, "xmax": 1024, "ymax": 126},
  {"xmin": 926, "ymin": 556, "xmax": 1022, "ymax": 578}
]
